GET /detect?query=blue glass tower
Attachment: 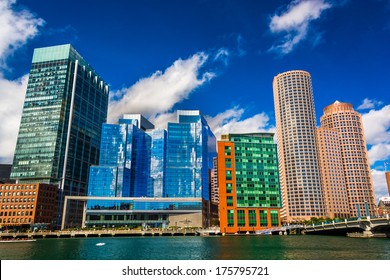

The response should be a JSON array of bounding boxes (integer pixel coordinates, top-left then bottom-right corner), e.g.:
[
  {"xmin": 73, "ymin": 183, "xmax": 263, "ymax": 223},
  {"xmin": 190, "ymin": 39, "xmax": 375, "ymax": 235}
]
[
  {"xmin": 165, "ymin": 110, "xmax": 216, "ymax": 200},
  {"xmin": 87, "ymin": 115, "xmax": 154, "ymax": 199},
  {"xmin": 84, "ymin": 111, "xmax": 216, "ymax": 229}
]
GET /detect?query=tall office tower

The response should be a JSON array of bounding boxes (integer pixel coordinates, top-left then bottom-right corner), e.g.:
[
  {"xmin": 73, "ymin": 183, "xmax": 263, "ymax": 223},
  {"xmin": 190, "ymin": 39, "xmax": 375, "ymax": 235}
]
[
  {"xmin": 10, "ymin": 44, "xmax": 109, "ymax": 226},
  {"xmin": 165, "ymin": 110, "xmax": 216, "ymax": 199},
  {"xmin": 88, "ymin": 115, "xmax": 154, "ymax": 199},
  {"xmin": 320, "ymin": 101, "xmax": 376, "ymax": 217},
  {"xmin": 317, "ymin": 128, "xmax": 350, "ymax": 218},
  {"xmin": 386, "ymin": 172, "xmax": 390, "ymax": 196},
  {"xmin": 217, "ymin": 133, "xmax": 281, "ymax": 234},
  {"xmin": 273, "ymin": 70, "xmax": 325, "ymax": 222}
]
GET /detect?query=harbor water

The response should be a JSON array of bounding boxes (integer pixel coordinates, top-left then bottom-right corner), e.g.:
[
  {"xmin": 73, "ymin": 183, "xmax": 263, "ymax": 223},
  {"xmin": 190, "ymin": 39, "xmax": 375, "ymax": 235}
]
[{"xmin": 1, "ymin": 235, "xmax": 389, "ymax": 260}]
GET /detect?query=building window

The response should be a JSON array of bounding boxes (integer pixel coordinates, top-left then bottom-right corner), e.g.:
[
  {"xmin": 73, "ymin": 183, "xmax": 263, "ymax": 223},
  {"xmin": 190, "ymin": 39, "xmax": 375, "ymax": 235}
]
[
  {"xmin": 227, "ymin": 210, "xmax": 234, "ymax": 227},
  {"xmin": 225, "ymin": 170, "xmax": 232, "ymax": 181},
  {"xmin": 260, "ymin": 210, "xmax": 268, "ymax": 227},
  {"xmin": 237, "ymin": 210, "xmax": 245, "ymax": 227},
  {"xmin": 225, "ymin": 158, "xmax": 232, "ymax": 168},
  {"xmin": 224, "ymin": 146, "xmax": 231, "ymax": 156},
  {"xmin": 227, "ymin": 196, "xmax": 233, "ymax": 207},
  {"xmin": 249, "ymin": 210, "xmax": 257, "ymax": 227},
  {"xmin": 226, "ymin": 183, "xmax": 233, "ymax": 194},
  {"xmin": 271, "ymin": 210, "xmax": 279, "ymax": 226}
]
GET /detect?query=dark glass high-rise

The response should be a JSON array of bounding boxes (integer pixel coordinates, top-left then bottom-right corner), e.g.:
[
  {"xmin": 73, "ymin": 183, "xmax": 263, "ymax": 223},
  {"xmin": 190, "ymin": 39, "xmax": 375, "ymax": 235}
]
[{"xmin": 10, "ymin": 44, "xmax": 109, "ymax": 227}]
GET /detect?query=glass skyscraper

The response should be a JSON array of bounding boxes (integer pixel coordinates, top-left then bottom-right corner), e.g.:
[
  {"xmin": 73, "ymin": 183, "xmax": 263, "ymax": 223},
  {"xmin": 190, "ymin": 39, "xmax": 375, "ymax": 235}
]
[
  {"xmin": 89, "ymin": 110, "xmax": 215, "ymax": 202},
  {"xmin": 10, "ymin": 44, "xmax": 109, "ymax": 226},
  {"xmin": 88, "ymin": 115, "xmax": 154, "ymax": 199},
  {"xmin": 84, "ymin": 110, "xmax": 216, "ymax": 228},
  {"xmin": 165, "ymin": 110, "xmax": 216, "ymax": 199}
]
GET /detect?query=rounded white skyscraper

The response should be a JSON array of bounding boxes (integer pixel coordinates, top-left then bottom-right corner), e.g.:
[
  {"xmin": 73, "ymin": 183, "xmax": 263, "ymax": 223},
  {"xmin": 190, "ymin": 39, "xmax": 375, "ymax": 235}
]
[{"xmin": 273, "ymin": 70, "xmax": 325, "ymax": 222}]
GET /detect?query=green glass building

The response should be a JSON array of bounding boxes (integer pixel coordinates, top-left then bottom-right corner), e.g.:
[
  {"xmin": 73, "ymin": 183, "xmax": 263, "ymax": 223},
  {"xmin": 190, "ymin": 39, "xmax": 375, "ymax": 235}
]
[
  {"xmin": 218, "ymin": 133, "xmax": 281, "ymax": 233},
  {"xmin": 10, "ymin": 44, "xmax": 109, "ymax": 227}
]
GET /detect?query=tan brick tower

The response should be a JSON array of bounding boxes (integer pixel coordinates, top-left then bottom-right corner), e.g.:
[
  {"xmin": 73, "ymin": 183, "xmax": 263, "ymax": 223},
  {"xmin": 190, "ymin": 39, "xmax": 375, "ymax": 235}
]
[{"xmin": 320, "ymin": 101, "xmax": 376, "ymax": 217}]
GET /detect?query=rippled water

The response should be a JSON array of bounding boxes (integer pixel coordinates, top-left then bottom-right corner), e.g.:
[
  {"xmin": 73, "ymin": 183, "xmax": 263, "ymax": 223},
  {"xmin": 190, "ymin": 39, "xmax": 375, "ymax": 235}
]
[{"xmin": 1, "ymin": 235, "xmax": 389, "ymax": 260}]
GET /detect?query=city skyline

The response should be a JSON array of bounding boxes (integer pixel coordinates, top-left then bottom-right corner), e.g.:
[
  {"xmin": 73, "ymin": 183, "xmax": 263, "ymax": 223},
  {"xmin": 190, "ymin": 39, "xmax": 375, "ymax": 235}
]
[{"xmin": 1, "ymin": 0, "xmax": 390, "ymax": 201}]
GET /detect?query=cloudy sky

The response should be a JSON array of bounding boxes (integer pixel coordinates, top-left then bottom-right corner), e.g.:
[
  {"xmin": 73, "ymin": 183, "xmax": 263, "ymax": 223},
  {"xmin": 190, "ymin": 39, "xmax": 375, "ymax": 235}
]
[{"xmin": 1, "ymin": 0, "xmax": 389, "ymax": 200}]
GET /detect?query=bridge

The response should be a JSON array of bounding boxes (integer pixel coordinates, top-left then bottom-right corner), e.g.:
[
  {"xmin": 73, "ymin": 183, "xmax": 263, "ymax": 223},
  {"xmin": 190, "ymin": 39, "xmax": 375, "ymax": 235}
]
[
  {"xmin": 302, "ymin": 216, "xmax": 390, "ymax": 237},
  {"xmin": 255, "ymin": 224, "xmax": 304, "ymax": 235}
]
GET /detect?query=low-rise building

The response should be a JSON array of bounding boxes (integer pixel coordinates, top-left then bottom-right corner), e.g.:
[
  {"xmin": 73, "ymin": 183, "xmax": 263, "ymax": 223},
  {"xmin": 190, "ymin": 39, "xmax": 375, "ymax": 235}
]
[
  {"xmin": 378, "ymin": 197, "xmax": 390, "ymax": 216},
  {"xmin": 0, "ymin": 183, "xmax": 57, "ymax": 229}
]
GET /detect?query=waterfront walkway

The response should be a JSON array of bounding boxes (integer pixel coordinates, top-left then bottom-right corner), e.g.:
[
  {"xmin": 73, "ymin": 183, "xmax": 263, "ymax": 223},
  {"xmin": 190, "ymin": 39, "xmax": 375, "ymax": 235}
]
[{"xmin": 0, "ymin": 229, "xmax": 200, "ymax": 240}]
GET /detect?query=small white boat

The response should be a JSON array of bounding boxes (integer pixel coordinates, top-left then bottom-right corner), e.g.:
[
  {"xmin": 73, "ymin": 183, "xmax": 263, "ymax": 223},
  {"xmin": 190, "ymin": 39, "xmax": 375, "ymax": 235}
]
[{"xmin": 95, "ymin": 242, "xmax": 105, "ymax": 246}]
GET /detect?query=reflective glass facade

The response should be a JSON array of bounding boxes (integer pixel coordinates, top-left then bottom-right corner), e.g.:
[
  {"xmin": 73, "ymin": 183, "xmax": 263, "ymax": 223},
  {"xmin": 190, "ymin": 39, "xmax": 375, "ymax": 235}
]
[
  {"xmin": 84, "ymin": 111, "xmax": 215, "ymax": 228},
  {"xmin": 87, "ymin": 117, "xmax": 152, "ymax": 199},
  {"xmin": 87, "ymin": 199, "xmax": 202, "ymax": 211},
  {"xmin": 148, "ymin": 129, "xmax": 167, "ymax": 197},
  {"xmin": 10, "ymin": 44, "xmax": 109, "ymax": 226},
  {"xmin": 84, "ymin": 198, "xmax": 202, "ymax": 228},
  {"xmin": 165, "ymin": 110, "xmax": 216, "ymax": 199},
  {"xmin": 230, "ymin": 133, "xmax": 281, "ymax": 208}
]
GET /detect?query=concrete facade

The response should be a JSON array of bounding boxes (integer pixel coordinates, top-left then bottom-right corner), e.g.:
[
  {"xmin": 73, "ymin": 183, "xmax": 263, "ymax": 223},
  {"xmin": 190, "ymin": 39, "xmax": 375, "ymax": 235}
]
[
  {"xmin": 317, "ymin": 127, "xmax": 350, "ymax": 219},
  {"xmin": 273, "ymin": 70, "xmax": 325, "ymax": 222},
  {"xmin": 320, "ymin": 101, "xmax": 376, "ymax": 217}
]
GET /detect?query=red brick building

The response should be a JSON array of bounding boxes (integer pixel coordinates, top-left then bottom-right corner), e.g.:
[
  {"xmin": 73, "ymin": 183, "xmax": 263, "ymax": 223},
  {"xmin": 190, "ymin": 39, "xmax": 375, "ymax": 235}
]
[{"xmin": 0, "ymin": 183, "xmax": 57, "ymax": 228}]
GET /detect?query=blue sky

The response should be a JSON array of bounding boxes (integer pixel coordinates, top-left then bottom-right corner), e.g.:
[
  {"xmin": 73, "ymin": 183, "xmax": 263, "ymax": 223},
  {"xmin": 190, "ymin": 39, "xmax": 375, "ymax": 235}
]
[{"xmin": 0, "ymin": 0, "xmax": 390, "ymax": 199}]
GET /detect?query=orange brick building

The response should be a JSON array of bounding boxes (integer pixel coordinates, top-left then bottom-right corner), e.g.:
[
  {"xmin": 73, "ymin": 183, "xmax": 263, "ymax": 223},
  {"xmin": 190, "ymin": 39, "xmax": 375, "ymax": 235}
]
[{"xmin": 0, "ymin": 183, "xmax": 57, "ymax": 229}]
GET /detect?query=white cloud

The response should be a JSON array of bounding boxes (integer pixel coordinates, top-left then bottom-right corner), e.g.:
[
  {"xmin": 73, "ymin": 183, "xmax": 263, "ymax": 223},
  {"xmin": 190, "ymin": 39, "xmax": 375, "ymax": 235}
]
[
  {"xmin": 214, "ymin": 48, "xmax": 230, "ymax": 66},
  {"xmin": 361, "ymin": 104, "xmax": 390, "ymax": 166},
  {"xmin": 0, "ymin": 74, "xmax": 28, "ymax": 163},
  {"xmin": 357, "ymin": 98, "xmax": 383, "ymax": 110},
  {"xmin": 205, "ymin": 106, "xmax": 274, "ymax": 140},
  {"xmin": 368, "ymin": 144, "xmax": 390, "ymax": 166},
  {"xmin": 362, "ymin": 105, "xmax": 390, "ymax": 146},
  {"xmin": 108, "ymin": 52, "xmax": 215, "ymax": 123},
  {"xmin": 269, "ymin": 0, "xmax": 332, "ymax": 54},
  {"xmin": 0, "ymin": 0, "xmax": 44, "ymax": 69},
  {"xmin": 150, "ymin": 112, "xmax": 177, "ymax": 130},
  {"xmin": 214, "ymin": 48, "xmax": 229, "ymax": 60},
  {"xmin": 371, "ymin": 169, "xmax": 389, "ymax": 202},
  {"xmin": 0, "ymin": 0, "xmax": 44, "ymax": 163}
]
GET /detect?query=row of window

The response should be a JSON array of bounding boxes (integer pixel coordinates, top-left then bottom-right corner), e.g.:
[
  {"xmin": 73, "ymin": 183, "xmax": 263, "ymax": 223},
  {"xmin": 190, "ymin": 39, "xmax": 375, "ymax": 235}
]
[
  {"xmin": 0, "ymin": 218, "xmax": 33, "ymax": 224},
  {"xmin": 226, "ymin": 209, "xmax": 279, "ymax": 228},
  {"xmin": 1, "ymin": 204, "xmax": 34, "ymax": 209},
  {"xmin": 1, "ymin": 185, "xmax": 37, "ymax": 190}
]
